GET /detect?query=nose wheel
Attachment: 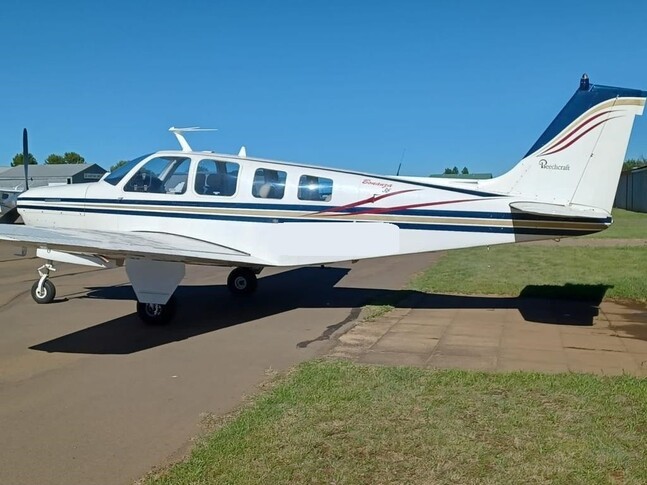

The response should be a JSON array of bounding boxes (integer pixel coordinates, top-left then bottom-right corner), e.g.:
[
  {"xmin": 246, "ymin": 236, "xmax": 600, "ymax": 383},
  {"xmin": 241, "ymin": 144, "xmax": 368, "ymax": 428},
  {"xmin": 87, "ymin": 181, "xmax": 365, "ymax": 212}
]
[
  {"xmin": 31, "ymin": 263, "xmax": 57, "ymax": 304},
  {"xmin": 227, "ymin": 267, "xmax": 258, "ymax": 296}
]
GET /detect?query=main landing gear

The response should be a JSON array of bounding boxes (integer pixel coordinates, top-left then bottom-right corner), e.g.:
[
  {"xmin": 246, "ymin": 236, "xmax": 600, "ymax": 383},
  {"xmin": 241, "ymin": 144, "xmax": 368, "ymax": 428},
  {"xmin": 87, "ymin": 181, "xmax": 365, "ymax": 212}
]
[
  {"xmin": 227, "ymin": 267, "xmax": 258, "ymax": 296},
  {"xmin": 136, "ymin": 296, "xmax": 177, "ymax": 325},
  {"xmin": 31, "ymin": 263, "xmax": 57, "ymax": 304}
]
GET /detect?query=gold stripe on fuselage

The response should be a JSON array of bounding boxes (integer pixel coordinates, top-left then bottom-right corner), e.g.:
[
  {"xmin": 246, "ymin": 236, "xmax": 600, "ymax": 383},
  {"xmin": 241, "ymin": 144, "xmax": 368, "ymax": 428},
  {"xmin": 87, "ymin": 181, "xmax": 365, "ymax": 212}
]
[{"xmin": 22, "ymin": 201, "xmax": 608, "ymax": 232}]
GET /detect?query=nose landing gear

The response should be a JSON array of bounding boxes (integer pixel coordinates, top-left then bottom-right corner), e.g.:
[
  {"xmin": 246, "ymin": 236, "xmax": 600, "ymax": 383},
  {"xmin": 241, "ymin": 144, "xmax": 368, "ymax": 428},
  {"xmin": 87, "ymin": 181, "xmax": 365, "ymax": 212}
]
[{"xmin": 31, "ymin": 263, "xmax": 57, "ymax": 304}]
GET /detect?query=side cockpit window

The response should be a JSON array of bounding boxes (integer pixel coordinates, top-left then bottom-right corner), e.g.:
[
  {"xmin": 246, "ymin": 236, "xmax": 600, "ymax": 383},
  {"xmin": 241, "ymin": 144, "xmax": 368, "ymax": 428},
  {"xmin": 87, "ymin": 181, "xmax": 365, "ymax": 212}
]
[
  {"xmin": 195, "ymin": 159, "xmax": 239, "ymax": 196},
  {"xmin": 298, "ymin": 175, "xmax": 333, "ymax": 202},
  {"xmin": 124, "ymin": 157, "xmax": 190, "ymax": 194},
  {"xmin": 252, "ymin": 168, "xmax": 287, "ymax": 199}
]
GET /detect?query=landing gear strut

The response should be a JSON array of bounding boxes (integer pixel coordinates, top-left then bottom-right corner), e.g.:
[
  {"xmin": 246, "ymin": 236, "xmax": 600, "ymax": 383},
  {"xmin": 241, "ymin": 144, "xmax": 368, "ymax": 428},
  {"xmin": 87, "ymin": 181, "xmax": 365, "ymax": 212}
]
[
  {"xmin": 136, "ymin": 296, "xmax": 177, "ymax": 325},
  {"xmin": 31, "ymin": 263, "xmax": 57, "ymax": 304},
  {"xmin": 227, "ymin": 267, "xmax": 258, "ymax": 296}
]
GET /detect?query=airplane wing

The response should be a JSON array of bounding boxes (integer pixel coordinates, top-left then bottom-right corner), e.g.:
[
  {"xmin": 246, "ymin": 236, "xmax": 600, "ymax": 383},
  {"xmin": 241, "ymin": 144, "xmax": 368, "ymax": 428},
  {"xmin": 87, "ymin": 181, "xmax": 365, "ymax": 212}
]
[{"xmin": 0, "ymin": 225, "xmax": 269, "ymax": 266}]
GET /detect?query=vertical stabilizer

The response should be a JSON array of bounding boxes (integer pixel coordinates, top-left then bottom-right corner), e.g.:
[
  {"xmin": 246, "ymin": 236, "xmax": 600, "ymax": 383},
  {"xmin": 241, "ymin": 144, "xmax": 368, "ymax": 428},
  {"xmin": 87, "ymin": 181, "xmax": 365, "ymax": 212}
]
[{"xmin": 483, "ymin": 75, "xmax": 646, "ymax": 212}]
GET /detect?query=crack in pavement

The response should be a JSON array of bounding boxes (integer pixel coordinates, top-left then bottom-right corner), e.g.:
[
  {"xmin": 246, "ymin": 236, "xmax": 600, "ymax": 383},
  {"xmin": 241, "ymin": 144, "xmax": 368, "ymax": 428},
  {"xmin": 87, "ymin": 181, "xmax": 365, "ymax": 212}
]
[{"xmin": 296, "ymin": 307, "xmax": 362, "ymax": 348}]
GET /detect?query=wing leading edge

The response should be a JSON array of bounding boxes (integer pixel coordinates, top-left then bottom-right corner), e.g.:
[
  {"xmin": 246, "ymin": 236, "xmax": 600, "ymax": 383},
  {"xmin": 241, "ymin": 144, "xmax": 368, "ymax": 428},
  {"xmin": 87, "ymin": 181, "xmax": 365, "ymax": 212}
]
[{"xmin": 0, "ymin": 226, "xmax": 267, "ymax": 266}]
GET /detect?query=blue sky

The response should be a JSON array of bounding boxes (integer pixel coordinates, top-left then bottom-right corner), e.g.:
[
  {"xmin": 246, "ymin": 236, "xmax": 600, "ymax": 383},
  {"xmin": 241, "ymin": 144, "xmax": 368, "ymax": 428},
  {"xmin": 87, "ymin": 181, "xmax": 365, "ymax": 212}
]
[{"xmin": 2, "ymin": 0, "xmax": 647, "ymax": 176}]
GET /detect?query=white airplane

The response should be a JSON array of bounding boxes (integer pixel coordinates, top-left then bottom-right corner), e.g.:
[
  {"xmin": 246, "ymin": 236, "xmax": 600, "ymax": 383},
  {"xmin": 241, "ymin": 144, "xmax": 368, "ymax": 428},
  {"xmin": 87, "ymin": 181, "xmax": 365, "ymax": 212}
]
[{"xmin": 0, "ymin": 75, "xmax": 644, "ymax": 323}]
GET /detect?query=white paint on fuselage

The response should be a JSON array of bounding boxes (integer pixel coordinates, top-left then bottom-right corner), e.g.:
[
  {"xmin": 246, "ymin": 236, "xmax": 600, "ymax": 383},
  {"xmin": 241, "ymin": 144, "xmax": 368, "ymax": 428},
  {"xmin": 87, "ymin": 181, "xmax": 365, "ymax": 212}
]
[{"xmin": 16, "ymin": 151, "xmax": 602, "ymax": 267}]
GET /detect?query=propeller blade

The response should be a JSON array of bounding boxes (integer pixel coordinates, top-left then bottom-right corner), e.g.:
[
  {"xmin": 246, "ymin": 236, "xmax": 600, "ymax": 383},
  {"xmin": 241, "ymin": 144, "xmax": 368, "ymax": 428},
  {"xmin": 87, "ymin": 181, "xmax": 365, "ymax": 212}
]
[
  {"xmin": 0, "ymin": 207, "xmax": 20, "ymax": 224},
  {"xmin": 23, "ymin": 128, "xmax": 29, "ymax": 191}
]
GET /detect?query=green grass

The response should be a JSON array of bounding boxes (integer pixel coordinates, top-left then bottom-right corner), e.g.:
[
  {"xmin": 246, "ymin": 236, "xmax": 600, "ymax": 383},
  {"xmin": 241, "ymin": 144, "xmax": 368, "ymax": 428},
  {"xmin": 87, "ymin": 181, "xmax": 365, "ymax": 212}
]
[
  {"xmin": 409, "ymin": 208, "xmax": 647, "ymax": 302},
  {"xmin": 362, "ymin": 304, "xmax": 395, "ymax": 321},
  {"xmin": 410, "ymin": 245, "xmax": 647, "ymax": 302},
  {"xmin": 588, "ymin": 208, "xmax": 647, "ymax": 239},
  {"xmin": 147, "ymin": 361, "xmax": 647, "ymax": 484}
]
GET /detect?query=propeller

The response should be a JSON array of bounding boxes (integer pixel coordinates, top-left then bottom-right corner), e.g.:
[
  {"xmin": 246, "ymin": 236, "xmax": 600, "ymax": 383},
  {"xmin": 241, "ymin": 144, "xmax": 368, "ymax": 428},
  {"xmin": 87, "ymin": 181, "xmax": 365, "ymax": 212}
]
[
  {"xmin": 0, "ymin": 128, "xmax": 30, "ymax": 224},
  {"xmin": 23, "ymin": 128, "xmax": 29, "ymax": 191}
]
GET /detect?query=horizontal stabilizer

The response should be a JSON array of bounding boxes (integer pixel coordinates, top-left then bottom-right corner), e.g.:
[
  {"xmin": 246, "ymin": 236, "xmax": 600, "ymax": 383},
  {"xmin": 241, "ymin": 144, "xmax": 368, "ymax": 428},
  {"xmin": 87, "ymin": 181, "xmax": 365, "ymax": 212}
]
[{"xmin": 510, "ymin": 202, "xmax": 611, "ymax": 220}]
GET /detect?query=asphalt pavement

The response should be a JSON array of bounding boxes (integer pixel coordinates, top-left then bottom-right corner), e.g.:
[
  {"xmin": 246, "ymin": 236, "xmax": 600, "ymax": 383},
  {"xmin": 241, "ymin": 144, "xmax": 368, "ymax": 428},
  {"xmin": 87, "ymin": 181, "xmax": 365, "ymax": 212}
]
[{"xmin": 0, "ymin": 246, "xmax": 437, "ymax": 485}]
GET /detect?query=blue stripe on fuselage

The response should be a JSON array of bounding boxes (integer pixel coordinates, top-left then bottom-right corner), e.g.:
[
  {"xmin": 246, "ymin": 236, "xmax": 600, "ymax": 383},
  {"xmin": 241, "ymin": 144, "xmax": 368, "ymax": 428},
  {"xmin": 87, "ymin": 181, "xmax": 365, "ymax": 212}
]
[
  {"xmin": 17, "ymin": 197, "xmax": 612, "ymax": 224},
  {"xmin": 17, "ymin": 204, "xmax": 605, "ymax": 237}
]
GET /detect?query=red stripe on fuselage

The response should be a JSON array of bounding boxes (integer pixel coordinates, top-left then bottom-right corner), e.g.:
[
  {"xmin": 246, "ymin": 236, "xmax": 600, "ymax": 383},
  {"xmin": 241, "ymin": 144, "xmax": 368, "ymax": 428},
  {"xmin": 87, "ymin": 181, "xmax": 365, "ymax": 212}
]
[
  {"xmin": 317, "ymin": 197, "xmax": 485, "ymax": 217},
  {"xmin": 310, "ymin": 189, "xmax": 418, "ymax": 215}
]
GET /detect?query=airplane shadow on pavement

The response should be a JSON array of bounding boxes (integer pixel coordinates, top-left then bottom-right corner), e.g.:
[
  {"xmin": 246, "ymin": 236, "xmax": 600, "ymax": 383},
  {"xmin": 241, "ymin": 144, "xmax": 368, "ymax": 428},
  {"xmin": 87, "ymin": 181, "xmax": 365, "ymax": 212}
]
[{"xmin": 30, "ymin": 267, "xmax": 613, "ymax": 355}]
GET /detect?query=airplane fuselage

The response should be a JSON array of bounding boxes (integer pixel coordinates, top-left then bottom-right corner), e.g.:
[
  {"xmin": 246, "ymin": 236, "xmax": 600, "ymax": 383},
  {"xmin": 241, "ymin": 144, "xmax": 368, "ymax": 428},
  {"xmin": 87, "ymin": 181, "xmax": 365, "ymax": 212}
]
[{"xmin": 16, "ymin": 151, "xmax": 609, "ymax": 267}]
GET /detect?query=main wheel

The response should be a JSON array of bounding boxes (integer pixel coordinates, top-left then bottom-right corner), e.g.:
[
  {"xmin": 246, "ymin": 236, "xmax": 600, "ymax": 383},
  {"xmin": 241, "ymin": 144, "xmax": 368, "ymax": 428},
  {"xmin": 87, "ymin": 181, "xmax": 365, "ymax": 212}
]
[
  {"xmin": 227, "ymin": 267, "xmax": 258, "ymax": 296},
  {"xmin": 136, "ymin": 296, "xmax": 176, "ymax": 325},
  {"xmin": 31, "ymin": 280, "xmax": 56, "ymax": 304}
]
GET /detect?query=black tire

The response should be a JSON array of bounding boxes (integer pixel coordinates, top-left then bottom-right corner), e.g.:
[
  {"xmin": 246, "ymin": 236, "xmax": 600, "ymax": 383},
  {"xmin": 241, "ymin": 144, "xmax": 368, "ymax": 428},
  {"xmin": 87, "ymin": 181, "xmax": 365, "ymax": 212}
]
[
  {"xmin": 227, "ymin": 267, "xmax": 258, "ymax": 296},
  {"xmin": 31, "ymin": 280, "xmax": 56, "ymax": 304},
  {"xmin": 136, "ymin": 296, "xmax": 176, "ymax": 325}
]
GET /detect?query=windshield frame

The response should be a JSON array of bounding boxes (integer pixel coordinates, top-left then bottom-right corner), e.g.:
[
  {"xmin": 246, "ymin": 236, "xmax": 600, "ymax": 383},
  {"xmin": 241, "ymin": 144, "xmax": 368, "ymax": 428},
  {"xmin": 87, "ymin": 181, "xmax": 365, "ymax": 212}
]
[{"xmin": 103, "ymin": 154, "xmax": 153, "ymax": 186}]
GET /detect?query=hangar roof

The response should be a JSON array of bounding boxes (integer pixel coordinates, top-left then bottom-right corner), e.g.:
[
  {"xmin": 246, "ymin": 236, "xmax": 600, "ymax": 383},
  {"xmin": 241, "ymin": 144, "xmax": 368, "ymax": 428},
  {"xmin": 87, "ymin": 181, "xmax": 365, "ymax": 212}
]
[
  {"xmin": 0, "ymin": 163, "xmax": 107, "ymax": 190},
  {"xmin": 0, "ymin": 163, "xmax": 106, "ymax": 179}
]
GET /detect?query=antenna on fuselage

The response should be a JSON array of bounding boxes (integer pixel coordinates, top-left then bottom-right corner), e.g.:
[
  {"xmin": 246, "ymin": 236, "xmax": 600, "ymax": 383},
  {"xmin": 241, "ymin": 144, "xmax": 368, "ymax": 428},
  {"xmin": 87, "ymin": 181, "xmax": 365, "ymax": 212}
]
[
  {"xmin": 396, "ymin": 148, "xmax": 406, "ymax": 176},
  {"xmin": 168, "ymin": 127, "xmax": 217, "ymax": 152}
]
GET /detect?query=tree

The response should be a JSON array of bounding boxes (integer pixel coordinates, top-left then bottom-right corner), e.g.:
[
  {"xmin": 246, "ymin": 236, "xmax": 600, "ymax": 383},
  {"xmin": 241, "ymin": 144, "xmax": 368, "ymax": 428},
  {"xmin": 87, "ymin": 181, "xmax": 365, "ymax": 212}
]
[
  {"xmin": 45, "ymin": 154, "xmax": 65, "ymax": 164},
  {"xmin": 623, "ymin": 156, "xmax": 647, "ymax": 171},
  {"xmin": 110, "ymin": 160, "xmax": 129, "ymax": 172},
  {"xmin": 443, "ymin": 166, "xmax": 468, "ymax": 175},
  {"xmin": 44, "ymin": 152, "xmax": 85, "ymax": 164},
  {"xmin": 11, "ymin": 153, "xmax": 37, "ymax": 166},
  {"xmin": 63, "ymin": 152, "xmax": 85, "ymax": 164}
]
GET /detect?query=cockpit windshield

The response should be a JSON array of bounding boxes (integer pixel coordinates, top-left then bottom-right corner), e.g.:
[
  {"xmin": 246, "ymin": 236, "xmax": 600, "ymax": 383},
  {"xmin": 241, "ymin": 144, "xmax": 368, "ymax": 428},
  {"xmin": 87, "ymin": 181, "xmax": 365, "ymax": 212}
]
[{"xmin": 103, "ymin": 154, "xmax": 152, "ymax": 186}]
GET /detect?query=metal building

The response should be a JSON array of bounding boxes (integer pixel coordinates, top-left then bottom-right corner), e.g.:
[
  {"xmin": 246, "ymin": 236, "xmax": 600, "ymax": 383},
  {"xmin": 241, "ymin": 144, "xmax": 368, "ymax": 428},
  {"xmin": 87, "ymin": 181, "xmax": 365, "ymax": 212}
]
[
  {"xmin": 615, "ymin": 166, "xmax": 647, "ymax": 213},
  {"xmin": 0, "ymin": 164, "xmax": 107, "ymax": 190}
]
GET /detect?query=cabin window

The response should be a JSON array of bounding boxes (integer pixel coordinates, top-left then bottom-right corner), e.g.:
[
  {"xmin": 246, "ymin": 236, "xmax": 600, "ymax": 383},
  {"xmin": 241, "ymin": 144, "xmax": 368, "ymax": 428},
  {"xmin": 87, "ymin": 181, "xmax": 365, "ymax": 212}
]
[
  {"xmin": 124, "ymin": 156, "xmax": 190, "ymax": 194},
  {"xmin": 194, "ymin": 159, "xmax": 239, "ymax": 196},
  {"xmin": 252, "ymin": 168, "xmax": 287, "ymax": 199},
  {"xmin": 298, "ymin": 175, "xmax": 333, "ymax": 202}
]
